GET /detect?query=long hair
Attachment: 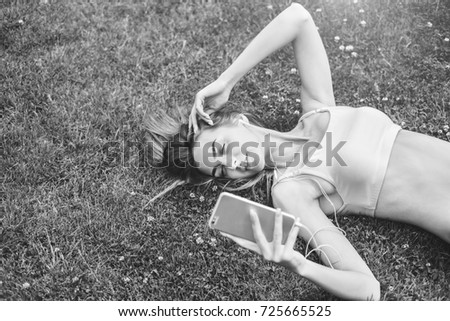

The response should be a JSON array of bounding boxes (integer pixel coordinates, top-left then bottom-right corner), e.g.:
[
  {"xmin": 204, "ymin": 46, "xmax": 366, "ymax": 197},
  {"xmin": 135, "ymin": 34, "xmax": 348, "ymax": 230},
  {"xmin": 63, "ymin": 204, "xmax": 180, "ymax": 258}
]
[{"xmin": 143, "ymin": 106, "xmax": 274, "ymax": 206}]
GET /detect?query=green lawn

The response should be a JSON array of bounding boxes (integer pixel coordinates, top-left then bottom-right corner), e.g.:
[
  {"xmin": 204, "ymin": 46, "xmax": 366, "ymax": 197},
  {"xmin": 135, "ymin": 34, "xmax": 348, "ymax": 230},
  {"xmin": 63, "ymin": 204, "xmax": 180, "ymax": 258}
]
[{"xmin": 1, "ymin": 0, "xmax": 449, "ymax": 300}]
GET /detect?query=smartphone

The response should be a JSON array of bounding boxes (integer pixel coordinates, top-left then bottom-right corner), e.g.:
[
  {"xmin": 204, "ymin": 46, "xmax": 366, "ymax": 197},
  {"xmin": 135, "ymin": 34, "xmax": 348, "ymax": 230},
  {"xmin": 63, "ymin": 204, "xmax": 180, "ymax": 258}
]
[{"xmin": 208, "ymin": 192, "xmax": 296, "ymax": 244}]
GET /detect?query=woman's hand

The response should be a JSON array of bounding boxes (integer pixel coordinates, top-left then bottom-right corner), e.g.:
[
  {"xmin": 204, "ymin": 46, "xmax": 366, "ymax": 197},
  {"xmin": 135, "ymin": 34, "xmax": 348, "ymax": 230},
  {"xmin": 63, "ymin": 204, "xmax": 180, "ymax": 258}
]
[
  {"xmin": 189, "ymin": 79, "xmax": 233, "ymax": 135},
  {"xmin": 222, "ymin": 208, "xmax": 307, "ymax": 274}
]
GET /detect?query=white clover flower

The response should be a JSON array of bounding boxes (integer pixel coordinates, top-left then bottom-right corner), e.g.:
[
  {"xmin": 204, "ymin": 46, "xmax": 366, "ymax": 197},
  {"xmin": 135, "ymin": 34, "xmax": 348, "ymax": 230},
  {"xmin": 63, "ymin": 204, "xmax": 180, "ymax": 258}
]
[
  {"xmin": 295, "ymin": 98, "xmax": 301, "ymax": 103},
  {"xmin": 334, "ymin": 36, "xmax": 340, "ymax": 42},
  {"xmin": 289, "ymin": 68, "xmax": 297, "ymax": 74},
  {"xmin": 388, "ymin": 285, "xmax": 394, "ymax": 291},
  {"xmin": 359, "ymin": 9, "xmax": 365, "ymax": 13},
  {"xmin": 265, "ymin": 69, "xmax": 273, "ymax": 76},
  {"xmin": 345, "ymin": 45, "xmax": 354, "ymax": 52},
  {"xmin": 143, "ymin": 277, "xmax": 148, "ymax": 284},
  {"xmin": 196, "ymin": 237, "xmax": 204, "ymax": 244},
  {"xmin": 18, "ymin": 19, "xmax": 24, "ymax": 25},
  {"xmin": 339, "ymin": 45, "xmax": 345, "ymax": 51},
  {"xmin": 212, "ymin": 185, "xmax": 218, "ymax": 191},
  {"xmin": 353, "ymin": 0, "xmax": 358, "ymax": 3},
  {"xmin": 123, "ymin": 277, "xmax": 131, "ymax": 282},
  {"xmin": 382, "ymin": 97, "xmax": 388, "ymax": 101},
  {"xmin": 426, "ymin": 262, "xmax": 431, "ymax": 267},
  {"xmin": 438, "ymin": 130, "xmax": 443, "ymax": 135},
  {"xmin": 118, "ymin": 256, "xmax": 125, "ymax": 262},
  {"xmin": 316, "ymin": 8, "xmax": 322, "ymax": 12},
  {"xmin": 402, "ymin": 244, "xmax": 409, "ymax": 249},
  {"xmin": 23, "ymin": 282, "xmax": 30, "ymax": 289},
  {"xmin": 444, "ymin": 38, "xmax": 449, "ymax": 43},
  {"xmin": 199, "ymin": 195, "xmax": 205, "ymax": 202},
  {"xmin": 401, "ymin": 121, "xmax": 406, "ymax": 128},
  {"xmin": 351, "ymin": 52, "xmax": 358, "ymax": 58},
  {"xmin": 266, "ymin": 4, "xmax": 273, "ymax": 10},
  {"xmin": 443, "ymin": 125, "xmax": 449, "ymax": 132},
  {"xmin": 427, "ymin": 22, "xmax": 433, "ymax": 28},
  {"xmin": 177, "ymin": 271, "xmax": 183, "ymax": 276},
  {"xmin": 360, "ymin": 20, "xmax": 367, "ymax": 27},
  {"xmin": 209, "ymin": 238, "xmax": 217, "ymax": 247},
  {"xmin": 189, "ymin": 192, "xmax": 195, "ymax": 198},
  {"xmin": 293, "ymin": 110, "xmax": 300, "ymax": 116},
  {"xmin": 158, "ymin": 256, "xmax": 163, "ymax": 261},
  {"xmin": 72, "ymin": 277, "xmax": 79, "ymax": 283},
  {"xmin": 262, "ymin": 95, "xmax": 269, "ymax": 99},
  {"xmin": 343, "ymin": 18, "xmax": 348, "ymax": 23}
]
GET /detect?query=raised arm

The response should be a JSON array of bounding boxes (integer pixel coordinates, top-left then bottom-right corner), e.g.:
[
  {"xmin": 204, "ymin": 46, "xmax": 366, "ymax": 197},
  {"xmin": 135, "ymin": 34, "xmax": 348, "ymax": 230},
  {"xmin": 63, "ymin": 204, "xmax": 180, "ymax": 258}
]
[
  {"xmin": 190, "ymin": 3, "xmax": 335, "ymax": 133},
  {"xmin": 220, "ymin": 3, "xmax": 335, "ymax": 110}
]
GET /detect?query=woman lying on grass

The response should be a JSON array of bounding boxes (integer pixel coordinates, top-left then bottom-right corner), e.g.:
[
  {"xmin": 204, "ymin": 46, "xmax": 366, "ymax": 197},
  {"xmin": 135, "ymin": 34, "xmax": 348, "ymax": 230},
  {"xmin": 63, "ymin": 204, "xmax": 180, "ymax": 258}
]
[{"xmin": 147, "ymin": 4, "xmax": 450, "ymax": 300}]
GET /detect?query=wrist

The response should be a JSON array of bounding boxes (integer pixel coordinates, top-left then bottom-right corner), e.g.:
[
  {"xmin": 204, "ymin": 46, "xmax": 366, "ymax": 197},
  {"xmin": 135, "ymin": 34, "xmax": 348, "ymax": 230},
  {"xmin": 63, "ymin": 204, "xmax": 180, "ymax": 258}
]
[
  {"xmin": 218, "ymin": 70, "xmax": 240, "ymax": 89},
  {"xmin": 292, "ymin": 252, "xmax": 308, "ymax": 276}
]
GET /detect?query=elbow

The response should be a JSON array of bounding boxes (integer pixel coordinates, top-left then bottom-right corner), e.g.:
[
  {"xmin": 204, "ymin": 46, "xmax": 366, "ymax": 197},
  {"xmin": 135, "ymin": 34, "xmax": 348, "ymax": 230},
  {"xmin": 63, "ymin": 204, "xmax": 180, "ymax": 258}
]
[
  {"xmin": 367, "ymin": 278, "xmax": 381, "ymax": 301},
  {"xmin": 286, "ymin": 3, "xmax": 313, "ymax": 25}
]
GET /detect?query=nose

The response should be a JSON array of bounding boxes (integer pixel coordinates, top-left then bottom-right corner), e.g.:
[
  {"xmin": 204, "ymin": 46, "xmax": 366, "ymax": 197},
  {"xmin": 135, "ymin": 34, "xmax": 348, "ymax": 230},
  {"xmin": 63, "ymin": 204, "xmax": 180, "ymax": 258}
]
[
  {"xmin": 219, "ymin": 155, "xmax": 246, "ymax": 170},
  {"xmin": 226, "ymin": 156, "xmax": 239, "ymax": 170}
]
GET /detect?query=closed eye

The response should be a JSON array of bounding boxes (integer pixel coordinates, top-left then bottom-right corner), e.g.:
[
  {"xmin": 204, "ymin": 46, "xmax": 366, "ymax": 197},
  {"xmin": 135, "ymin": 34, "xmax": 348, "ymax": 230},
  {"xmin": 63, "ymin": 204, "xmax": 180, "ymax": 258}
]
[
  {"xmin": 221, "ymin": 165, "xmax": 226, "ymax": 178},
  {"xmin": 212, "ymin": 164, "xmax": 226, "ymax": 178}
]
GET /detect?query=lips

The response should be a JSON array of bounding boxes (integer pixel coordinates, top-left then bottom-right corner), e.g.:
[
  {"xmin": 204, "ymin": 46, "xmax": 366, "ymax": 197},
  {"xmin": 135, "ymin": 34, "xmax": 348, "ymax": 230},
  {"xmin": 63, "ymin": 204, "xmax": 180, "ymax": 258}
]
[{"xmin": 239, "ymin": 153, "xmax": 250, "ymax": 170}]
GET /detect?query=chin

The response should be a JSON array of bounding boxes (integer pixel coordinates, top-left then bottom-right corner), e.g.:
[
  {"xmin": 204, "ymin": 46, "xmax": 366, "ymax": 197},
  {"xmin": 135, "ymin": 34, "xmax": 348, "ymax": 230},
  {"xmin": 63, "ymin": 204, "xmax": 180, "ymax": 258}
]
[{"xmin": 248, "ymin": 163, "xmax": 265, "ymax": 176}]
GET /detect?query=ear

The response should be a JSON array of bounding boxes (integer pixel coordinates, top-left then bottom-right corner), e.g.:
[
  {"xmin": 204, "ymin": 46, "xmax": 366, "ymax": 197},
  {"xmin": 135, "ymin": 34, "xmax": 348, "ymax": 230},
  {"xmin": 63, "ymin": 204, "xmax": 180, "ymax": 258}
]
[{"xmin": 239, "ymin": 114, "xmax": 249, "ymax": 124}]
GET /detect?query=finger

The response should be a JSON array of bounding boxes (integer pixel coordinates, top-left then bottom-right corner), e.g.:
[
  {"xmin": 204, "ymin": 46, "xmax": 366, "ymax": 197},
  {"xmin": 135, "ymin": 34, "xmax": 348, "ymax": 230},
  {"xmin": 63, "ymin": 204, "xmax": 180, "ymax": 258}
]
[
  {"xmin": 187, "ymin": 116, "xmax": 193, "ymax": 138},
  {"xmin": 219, "ymin": 232, "xmax": 262, "ymax": 254},
  {"xmin": 249, "ymin": 208, "xmax": 270, "ymax": 256},
  {"xmin": 189, "ymin": 108, "xmax": 199, "ymax": 134},
  {"xmin": 194, "ymin": 95, "xmax": 213, "ymax": 125},
  {"xmin": 284, "ymin": 218, "xmax": 301, "ymax": 250},
  {"xmin": 272, "ymin": 208, "xmax": 283, "ymax": 260},
  {"xmin": 273, "ymin": 208, "xmax": 283, "ymax": 245}
]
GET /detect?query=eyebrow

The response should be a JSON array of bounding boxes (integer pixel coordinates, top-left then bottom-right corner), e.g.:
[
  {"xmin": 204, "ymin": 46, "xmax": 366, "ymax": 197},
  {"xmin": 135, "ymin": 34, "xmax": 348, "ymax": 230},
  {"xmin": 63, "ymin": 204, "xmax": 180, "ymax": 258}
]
[
  {"xmin": 212, "ymin": 139, "xmax": 217, "ymax": 157},
  {"xmin": 211, "ymin": 139, "xmax": 224, "ymax": 178}
]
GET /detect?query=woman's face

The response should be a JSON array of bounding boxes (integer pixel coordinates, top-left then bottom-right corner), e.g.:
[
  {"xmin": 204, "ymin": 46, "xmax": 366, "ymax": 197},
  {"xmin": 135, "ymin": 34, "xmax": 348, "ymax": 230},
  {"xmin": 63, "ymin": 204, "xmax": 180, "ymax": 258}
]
[{"xmin": 192, "ymin": 117, "xmax": 266, "ymax": 179}]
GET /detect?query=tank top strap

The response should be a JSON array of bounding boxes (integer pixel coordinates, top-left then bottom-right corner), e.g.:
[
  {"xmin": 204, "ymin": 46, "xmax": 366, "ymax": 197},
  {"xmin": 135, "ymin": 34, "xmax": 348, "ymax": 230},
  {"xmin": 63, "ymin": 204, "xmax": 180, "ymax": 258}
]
[{"xmin": 298, "ymin": 107, "xmax": 331, "ymax": 122}]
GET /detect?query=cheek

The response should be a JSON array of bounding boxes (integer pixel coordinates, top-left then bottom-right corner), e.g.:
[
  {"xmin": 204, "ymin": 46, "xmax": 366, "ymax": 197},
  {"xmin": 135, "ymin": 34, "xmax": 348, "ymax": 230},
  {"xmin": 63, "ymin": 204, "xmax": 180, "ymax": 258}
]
[{"xmin": 243, "ymin": 144, "xmax": 265, "ymax": 166}]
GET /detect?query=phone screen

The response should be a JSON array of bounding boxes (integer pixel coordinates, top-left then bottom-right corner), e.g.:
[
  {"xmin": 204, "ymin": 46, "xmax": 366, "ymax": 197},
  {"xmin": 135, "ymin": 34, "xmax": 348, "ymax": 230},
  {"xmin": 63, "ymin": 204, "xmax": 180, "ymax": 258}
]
[{"xmin": 209, "ymin": 192, "xmax": 295, "ymax": 244}]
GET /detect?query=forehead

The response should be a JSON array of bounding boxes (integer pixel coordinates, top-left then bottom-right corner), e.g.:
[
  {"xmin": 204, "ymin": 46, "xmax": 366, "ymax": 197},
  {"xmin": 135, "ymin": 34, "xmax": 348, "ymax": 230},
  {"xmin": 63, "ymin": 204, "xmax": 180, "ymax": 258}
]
[{"xmin": 191, "ymin": 127, "xmax": 217, "ymax": 173}]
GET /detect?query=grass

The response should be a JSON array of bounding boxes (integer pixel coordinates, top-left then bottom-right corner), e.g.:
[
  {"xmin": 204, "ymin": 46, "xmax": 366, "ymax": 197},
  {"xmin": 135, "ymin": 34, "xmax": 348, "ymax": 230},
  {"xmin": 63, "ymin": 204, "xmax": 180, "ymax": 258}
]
[{"xmin": 1, "ymin": 0, "xmax": 450, "ymax": 300}]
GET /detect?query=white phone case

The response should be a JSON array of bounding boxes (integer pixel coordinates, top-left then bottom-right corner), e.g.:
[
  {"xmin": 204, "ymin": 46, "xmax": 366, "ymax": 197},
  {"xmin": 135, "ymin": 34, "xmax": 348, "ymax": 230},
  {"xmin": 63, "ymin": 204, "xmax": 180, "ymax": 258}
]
[{"xmin": 208, "ymin": 192, "xmax": 296, "ymax": 244}]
